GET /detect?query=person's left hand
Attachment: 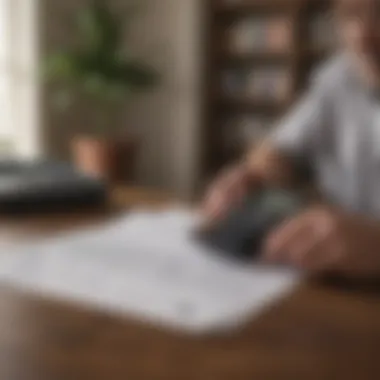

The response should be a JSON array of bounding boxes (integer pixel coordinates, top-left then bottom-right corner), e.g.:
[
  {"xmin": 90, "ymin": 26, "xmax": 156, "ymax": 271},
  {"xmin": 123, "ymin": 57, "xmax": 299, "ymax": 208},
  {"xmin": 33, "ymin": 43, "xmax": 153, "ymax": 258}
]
[{"xmin": 263, "ymin": 206, "xmax": 380, "ymax": 277}]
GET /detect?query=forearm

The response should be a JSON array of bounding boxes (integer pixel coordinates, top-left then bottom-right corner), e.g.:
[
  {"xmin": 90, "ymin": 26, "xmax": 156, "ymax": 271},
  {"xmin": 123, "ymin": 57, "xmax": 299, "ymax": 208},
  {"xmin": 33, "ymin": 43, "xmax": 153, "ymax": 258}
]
[{"xmin": 243, "ymin": 140, "xmax": 304, "ymax": 188}]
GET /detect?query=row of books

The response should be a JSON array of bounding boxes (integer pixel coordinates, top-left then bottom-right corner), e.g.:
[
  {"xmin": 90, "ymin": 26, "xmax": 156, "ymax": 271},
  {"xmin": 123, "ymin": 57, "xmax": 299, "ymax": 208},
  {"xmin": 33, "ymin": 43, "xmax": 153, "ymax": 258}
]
[
  {"xmin": 226, "ymin": 14, "xmax": 336, "ymax": 55},
  {"xmin": 227, "ymin": 17, "xmax": 291, "ymax": 54},
  {"xmin": 221, "ymin": 67, "xmax": 291, "ymax": 102}
]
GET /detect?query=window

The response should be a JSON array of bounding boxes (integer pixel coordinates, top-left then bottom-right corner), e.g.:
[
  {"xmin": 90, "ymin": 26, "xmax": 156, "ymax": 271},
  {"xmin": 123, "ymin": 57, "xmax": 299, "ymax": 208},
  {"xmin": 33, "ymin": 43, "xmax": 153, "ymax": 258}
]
[{"xmin": 0, "ymin": 0, "xmax": 40, "ymax": 159}]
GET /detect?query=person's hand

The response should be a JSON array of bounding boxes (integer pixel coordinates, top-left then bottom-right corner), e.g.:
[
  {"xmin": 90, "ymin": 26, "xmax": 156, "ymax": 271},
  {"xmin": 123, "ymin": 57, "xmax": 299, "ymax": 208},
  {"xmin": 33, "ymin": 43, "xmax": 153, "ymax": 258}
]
[
  {"xmin": 202, "ymin": 163, "xmax": 258, "ymax": 224},
  {"xmin": 201, "ymin": 141, "xmax": 297, "ymax": 225},
  {"xmin": 264, "ymin": 206, "xmax": 380, "ymax": 277}
]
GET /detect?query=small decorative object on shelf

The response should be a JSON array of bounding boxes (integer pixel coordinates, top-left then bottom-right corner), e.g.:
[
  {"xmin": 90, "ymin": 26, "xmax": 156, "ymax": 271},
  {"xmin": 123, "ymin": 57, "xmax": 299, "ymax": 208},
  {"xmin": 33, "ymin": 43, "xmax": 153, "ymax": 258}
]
[
  {"xmin": 227, "ymin": 19, "xmax": 262, "ymax": 55},
  {"xmin": 266, "ymin": 17, "xmax": 292, "ymax": 53}
]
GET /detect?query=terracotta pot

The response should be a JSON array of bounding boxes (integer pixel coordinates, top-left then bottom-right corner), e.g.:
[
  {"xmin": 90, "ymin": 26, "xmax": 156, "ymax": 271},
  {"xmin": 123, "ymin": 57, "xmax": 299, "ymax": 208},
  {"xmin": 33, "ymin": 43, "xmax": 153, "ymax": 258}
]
[{"xmin": 72, "ymin": 136, "xmax": 138, "ymax": 183}]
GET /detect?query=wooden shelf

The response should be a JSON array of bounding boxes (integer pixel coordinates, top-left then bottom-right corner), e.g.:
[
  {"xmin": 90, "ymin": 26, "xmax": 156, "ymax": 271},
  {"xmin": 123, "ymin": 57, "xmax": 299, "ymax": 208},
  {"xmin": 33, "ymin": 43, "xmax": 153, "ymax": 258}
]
[
  {"xmin": 201, "ymin": 0, "xmax": 334, "ymax": 182},
  {"xmin": 220, "ymin": 51, "xmax": 294, "ymax": 65},
  {"xmin": 304, "ymin": 0, "xmax": 331, "ymax": 12},
  {"xmin": 218, "ymin": 96, "xmax": 292, "ymax": 114},
  {"xmin": 220, "ymin": 47, "xmax": 331, "ymax": 66},
  {"xmin": 214, "ymin": 0, "xmax": 300, "ymax": 14}
]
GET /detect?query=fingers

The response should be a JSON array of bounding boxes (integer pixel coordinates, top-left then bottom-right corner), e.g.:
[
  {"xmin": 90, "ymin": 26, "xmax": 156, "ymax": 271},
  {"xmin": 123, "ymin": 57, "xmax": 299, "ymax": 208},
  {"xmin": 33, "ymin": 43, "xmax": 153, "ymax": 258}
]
[
  {"xmin": 202, "ymin": 166, "xmax": 250, "ymax": 223},
  {"xmin": 303, "ymin": 238, "xmax": 345, "ymax": 273},
  {"xmin": 264, "ymin": 214, "xmax": 313, "ymax": 263},
  {"xmin": 264, "ymin": 209, "xmax": 344, "ymax": 273},
  {"xmin": 203, "ymin": 186, "xmax": 235, "ymax": 221},
  {"xmin": 202, "ymin": 190, "xmax": 224, "ymax": 221}
]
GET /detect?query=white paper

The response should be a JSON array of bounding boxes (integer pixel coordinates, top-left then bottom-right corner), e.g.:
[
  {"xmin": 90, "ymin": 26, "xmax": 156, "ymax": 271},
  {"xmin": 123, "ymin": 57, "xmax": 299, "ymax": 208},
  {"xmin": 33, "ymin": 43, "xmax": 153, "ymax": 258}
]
[{"xmin": 0, "ymin": 209, "xmax": 300, "ymax": 334}]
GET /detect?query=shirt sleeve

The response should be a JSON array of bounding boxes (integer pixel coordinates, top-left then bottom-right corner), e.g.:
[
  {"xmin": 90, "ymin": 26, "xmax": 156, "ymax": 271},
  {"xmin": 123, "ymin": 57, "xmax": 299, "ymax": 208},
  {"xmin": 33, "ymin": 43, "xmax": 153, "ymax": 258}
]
[{"xmin": 270, "ymin": 75, "xmax": 328, "ymax": 159}]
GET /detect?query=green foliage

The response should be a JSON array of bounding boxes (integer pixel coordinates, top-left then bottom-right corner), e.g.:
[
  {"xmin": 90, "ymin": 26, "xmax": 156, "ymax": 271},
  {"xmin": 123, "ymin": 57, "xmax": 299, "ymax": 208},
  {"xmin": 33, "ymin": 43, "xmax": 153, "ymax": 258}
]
[{"xmin": 45, "ymin": 0, "xmax": 158, "ymax": 113}]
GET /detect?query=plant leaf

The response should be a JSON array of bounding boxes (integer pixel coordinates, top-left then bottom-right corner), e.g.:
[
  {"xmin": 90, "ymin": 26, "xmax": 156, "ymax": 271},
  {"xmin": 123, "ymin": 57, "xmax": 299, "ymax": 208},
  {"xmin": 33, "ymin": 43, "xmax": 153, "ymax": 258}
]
[
  {"xmin": 44, "ymin": 52, "xmax": 79, "ymax": 81},
  {"xmin": 44, "ymin": 0, "xmax": 159, "ymax": 115},
  {"xmin": 77, "ymin": 0, "xmax": 121, "ymax": 55},
  {"xmin": 120, "ymin": 61, "xmax": 159, "ymax": 88}
]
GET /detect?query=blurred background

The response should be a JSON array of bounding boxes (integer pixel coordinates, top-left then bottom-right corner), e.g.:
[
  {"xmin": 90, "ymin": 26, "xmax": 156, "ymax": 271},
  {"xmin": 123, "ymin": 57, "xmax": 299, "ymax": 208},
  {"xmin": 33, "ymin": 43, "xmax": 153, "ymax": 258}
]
[{"xmin": 0, "ymin": 0, "xmax": 336, "ymax": 200}]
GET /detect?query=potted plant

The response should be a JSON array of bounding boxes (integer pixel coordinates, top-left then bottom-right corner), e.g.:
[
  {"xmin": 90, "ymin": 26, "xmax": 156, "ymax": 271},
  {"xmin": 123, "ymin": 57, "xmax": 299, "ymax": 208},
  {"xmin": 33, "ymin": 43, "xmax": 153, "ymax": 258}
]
[{"xmin": 45, "ymin": 0, "xmax": 158, "ymax": 182}]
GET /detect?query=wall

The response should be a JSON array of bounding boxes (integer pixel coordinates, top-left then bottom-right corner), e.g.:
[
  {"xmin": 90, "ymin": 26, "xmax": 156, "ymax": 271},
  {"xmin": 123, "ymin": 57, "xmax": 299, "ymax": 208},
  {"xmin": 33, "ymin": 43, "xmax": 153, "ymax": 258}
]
[{"xmin": 41, "ymin": 0, "xmax": 203, "ymax": 199}]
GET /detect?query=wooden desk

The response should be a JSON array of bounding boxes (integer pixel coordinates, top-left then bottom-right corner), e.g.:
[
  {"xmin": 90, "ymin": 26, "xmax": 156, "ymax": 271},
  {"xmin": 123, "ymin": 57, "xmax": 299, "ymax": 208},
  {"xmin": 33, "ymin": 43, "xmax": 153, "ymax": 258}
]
[{"xmin": 0, "ymin": 187, "xmax": 379, "ymax": 380}]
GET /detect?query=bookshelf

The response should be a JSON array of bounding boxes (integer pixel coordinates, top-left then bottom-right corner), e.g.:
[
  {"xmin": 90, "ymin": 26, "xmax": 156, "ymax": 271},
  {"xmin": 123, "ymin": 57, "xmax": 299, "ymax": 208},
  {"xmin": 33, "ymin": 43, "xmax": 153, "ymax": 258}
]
[{"xmin": 201, "ymin": 0, "xmax": 336, "ymax": 183}]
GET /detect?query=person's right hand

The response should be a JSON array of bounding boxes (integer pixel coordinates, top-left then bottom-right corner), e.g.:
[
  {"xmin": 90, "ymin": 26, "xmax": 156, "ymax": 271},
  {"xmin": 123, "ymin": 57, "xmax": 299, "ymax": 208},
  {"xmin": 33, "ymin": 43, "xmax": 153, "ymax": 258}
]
[
  {"xmin": 202, "ymin": 163, "xmax": 257, "ymax": 225},
  {"xmin": 201, "ymin": 141, "xmax": 295, "ymax": 226}
]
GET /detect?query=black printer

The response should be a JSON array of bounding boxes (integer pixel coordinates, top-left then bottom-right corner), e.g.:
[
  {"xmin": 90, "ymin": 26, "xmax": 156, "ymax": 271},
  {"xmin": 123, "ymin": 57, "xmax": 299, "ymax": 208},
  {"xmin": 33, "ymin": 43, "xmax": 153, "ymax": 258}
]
[{"xmin": 0, "ymin": 159, "xmax": 107, "ymax": 213}]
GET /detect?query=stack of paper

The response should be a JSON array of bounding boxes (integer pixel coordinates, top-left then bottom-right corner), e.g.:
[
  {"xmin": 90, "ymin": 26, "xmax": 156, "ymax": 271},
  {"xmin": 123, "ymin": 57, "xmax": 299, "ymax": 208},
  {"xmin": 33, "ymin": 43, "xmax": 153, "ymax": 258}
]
[{"xmin": 0, "ymin": 209, "xmax": 300, "ymax": 334}]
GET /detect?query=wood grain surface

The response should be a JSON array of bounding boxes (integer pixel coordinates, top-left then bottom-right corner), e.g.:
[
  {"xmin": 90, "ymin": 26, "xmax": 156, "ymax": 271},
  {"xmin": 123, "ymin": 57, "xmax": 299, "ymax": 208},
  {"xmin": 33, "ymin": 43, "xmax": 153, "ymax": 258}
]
[{"xmin": 0, "ymin": 187, "xmax": 378, "ymax": 380}]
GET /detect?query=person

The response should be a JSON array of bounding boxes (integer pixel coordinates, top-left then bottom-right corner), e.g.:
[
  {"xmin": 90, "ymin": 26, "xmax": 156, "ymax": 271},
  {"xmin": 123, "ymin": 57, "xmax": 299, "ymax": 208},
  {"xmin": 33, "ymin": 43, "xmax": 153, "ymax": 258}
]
[{"xmin": 202, "ymin": 0, "xmax": 380, "ymax": 278}]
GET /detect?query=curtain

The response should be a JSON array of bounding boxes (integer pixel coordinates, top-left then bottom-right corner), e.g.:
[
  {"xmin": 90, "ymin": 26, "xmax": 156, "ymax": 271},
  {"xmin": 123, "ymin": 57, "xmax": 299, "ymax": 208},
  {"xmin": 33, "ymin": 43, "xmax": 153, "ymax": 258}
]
[{"xmin": 0, "ymin": 0, "xmax": 40, "ymax": 159}]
